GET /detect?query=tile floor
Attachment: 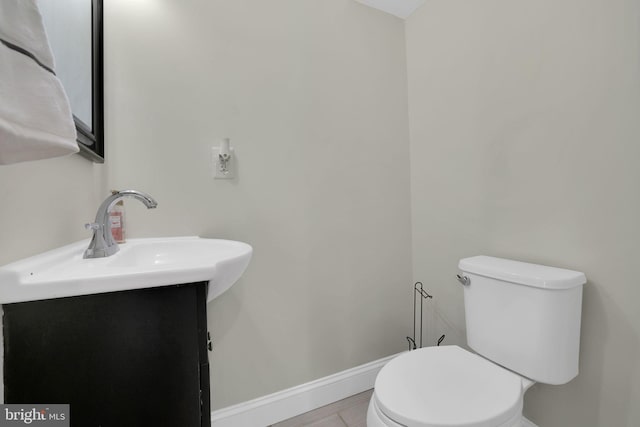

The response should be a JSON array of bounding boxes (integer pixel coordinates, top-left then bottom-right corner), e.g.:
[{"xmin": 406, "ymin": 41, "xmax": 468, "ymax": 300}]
[{"xmin": 270, "ymin": 389, "xmax": 373, "ymax": 427}]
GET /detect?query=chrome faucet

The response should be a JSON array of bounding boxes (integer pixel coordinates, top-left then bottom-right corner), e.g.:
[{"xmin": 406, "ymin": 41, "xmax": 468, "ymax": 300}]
[{"xmin": 84, "ymin": 190, "xmax": 158, "ymax": 259}]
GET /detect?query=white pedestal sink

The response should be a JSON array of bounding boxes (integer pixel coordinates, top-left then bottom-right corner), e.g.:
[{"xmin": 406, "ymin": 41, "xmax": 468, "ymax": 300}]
[{"xmin": 0, "ymin": 236, "xmax": 252, "ymax": 304}]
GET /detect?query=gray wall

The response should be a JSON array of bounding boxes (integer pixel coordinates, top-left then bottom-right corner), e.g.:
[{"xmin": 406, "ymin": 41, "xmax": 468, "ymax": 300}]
[
  {"xmin": 406, "ymin": 0, "xmax": 640, "ymax": 425},
  {"xmin": 0, "ymin": 156, "xmax": 105, "ymax": 266},
  {"xmin": 104, "ymin": 0, "xmax": 413, "ymax": 409}
]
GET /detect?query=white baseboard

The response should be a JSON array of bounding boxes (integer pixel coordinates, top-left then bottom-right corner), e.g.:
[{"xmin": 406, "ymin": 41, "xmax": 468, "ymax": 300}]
[
  {"xmin": 211, "ymin": 353, "xmax": 400, "ymax": 427},
  {"xmin": 210, "ymin": 351, "xmax": 540, "ymax": 427}
]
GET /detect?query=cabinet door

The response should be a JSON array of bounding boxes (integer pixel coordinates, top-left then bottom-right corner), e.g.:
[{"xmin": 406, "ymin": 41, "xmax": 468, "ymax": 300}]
[{"xmin": 3, "ymin": 283, "xmax": 210, "ymax": 427}]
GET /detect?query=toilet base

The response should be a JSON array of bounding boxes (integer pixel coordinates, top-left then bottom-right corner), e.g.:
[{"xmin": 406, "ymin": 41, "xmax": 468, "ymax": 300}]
[
  {"xmin": 366, "ymin": 393, "xmax": 525, "ymax": 427},
  {"xmin": 366, "ymin": 395, "xmax": 403, "ymax": 427}
]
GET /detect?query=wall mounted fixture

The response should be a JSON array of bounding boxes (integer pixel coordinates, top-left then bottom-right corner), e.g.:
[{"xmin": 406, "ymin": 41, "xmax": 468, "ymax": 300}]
[{"xmin": 213, "ymin": 138, "xmax": 235, "ymax": 179}]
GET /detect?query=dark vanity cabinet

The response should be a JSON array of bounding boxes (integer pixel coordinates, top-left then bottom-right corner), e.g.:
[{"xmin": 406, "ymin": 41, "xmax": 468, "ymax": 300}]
[{"xmin": 3, "ymin": 282, "xmax": 211, "ymax": 427}]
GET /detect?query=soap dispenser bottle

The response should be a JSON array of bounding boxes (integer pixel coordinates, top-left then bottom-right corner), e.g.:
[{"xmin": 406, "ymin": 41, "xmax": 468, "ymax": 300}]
[{"xmin": 109, "ymin": 191, "xmax": 126, "ymax": 244}]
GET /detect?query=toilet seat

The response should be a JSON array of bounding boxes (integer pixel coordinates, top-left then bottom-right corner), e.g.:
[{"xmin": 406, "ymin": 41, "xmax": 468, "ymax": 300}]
[{"xmin": 373, "ymin": 346, "xmax": 524, "ymax": 427}]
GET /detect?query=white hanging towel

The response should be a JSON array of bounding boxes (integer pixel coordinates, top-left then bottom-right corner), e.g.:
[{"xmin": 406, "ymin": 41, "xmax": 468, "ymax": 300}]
[{"xmin": 0, "ymin": 0, "xmax": 79, "ymax": 165}]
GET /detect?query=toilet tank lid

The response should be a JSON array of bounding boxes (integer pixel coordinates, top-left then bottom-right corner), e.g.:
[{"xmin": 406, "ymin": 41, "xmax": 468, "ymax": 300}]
[{"xmin": 459, "ymin": 256, "xmax": 586, "ymax": 289}]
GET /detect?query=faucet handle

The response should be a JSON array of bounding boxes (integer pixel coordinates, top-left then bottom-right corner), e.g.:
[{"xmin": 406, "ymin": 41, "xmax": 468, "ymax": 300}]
[{"xmin": 85, "ymin": 222, "xmax": 100, "ymax": 231}]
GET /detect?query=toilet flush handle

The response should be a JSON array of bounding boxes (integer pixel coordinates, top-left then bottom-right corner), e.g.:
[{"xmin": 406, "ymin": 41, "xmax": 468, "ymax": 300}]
[{"xmin": 456, "ymin": 274, "xmax": 470, "ymax": 286}]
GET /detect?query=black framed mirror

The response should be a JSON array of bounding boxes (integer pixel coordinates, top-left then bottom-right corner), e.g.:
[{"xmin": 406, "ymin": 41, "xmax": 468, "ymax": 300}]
[{"xmin": 39, "ymin": 0, "xmax": 104, "ymax": 163}]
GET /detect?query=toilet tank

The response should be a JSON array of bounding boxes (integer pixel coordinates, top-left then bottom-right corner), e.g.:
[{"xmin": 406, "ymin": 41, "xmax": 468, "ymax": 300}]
[{"xmin": 459, "ymin": 256, "xmax": 586, "ymax": 385}]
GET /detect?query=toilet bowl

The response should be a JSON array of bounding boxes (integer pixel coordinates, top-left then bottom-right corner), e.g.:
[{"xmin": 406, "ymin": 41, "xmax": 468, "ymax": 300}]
[
  {"xmin": 367, "ymin": 346, "xmax": 533, "ymax": 427},
  {"xmin": 367, "ymin": 256, "xmax": 586, "ymax": 427}
]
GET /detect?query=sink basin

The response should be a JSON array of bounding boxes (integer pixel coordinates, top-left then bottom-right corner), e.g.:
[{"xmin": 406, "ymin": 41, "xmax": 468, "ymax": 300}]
[{"xmin": 0, "ymin": 236, "xmax": 252, "ymax": 304}]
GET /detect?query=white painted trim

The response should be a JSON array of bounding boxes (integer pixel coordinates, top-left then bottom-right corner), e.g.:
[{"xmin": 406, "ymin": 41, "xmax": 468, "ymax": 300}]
[
  {"xmin": 211, "ymin": 353, "xmax": 400, "ymax": 427},
  {"xmin": 210, "ymin": 350, "xmax": 540, "ymax": 427}
]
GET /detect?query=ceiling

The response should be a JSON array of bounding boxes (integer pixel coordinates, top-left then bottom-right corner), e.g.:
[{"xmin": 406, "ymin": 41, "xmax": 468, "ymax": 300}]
[{"xmin": 354, "ymin": 0, "xmax": 426, "ymax": 19}]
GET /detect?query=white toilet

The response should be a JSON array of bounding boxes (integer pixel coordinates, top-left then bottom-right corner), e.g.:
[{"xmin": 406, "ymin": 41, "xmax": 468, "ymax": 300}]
[{"xmin": 367, "ymin": 256, "xmax": 586, "ymax": 427}]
